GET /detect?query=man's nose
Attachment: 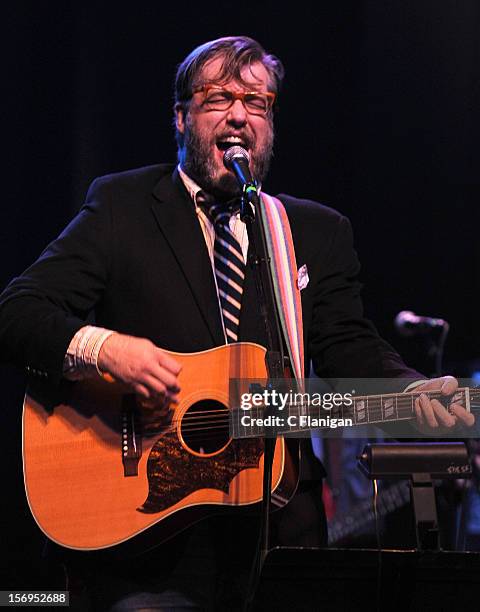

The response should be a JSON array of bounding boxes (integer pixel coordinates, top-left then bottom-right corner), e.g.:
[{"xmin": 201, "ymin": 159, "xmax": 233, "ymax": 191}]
[{"xmin": 226, "ymin": 98, "xmax": 248, "ymax": 125}]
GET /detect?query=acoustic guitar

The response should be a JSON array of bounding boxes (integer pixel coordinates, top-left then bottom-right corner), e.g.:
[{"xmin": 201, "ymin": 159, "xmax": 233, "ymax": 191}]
[
  {"xmin": 23, "ymin": 342, "xmax": 476, "ymax": 552},
  {"xmin": 23, "ymin": 343, "xmax": 297, "ymax": 552}
]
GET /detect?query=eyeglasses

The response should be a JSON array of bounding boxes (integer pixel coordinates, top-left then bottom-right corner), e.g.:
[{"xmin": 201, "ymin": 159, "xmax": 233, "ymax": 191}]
[{"xmin": 192, "ymin": 85, "xmax": 276, "ymax": 116}]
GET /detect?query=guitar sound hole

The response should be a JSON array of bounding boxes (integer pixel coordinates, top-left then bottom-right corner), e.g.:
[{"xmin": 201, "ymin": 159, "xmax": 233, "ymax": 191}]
[{"xmin": 181, "ymin": 400, "xmax": 230, "ymax": 455}]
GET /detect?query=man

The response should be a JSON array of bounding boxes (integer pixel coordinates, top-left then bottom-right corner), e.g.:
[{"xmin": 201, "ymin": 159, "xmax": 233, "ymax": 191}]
[{"xmin": 0, "ymin": 36, "xmax": 473, "ymax": 610}]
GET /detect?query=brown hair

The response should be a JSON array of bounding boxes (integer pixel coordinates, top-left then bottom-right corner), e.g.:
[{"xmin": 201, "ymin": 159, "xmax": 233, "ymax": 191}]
[{"xmin": 174, "ymin": 36, "xmax": 285, "ymax": 104}]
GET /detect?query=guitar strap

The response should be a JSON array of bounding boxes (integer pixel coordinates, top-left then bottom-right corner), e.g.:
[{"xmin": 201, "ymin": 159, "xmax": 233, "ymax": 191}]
[{"xmin": 259, "ymin": 193, "xmax": 304, "ymax": 381}]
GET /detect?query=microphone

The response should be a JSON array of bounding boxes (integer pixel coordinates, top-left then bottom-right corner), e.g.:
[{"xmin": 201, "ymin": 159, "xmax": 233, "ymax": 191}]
[
  {"xmin": 223, "ymin": 146, "xmax": 255, "ymax": 189},
  {"xmin": 394, "ymin": 310, "xmax": 449, "ymax": 337}
]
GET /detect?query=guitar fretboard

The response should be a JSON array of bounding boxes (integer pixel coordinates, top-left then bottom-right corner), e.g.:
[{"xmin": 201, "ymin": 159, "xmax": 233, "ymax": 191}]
[{"xmin": 231, "ymin": 387, "xmax": 479, "ymax": 438}]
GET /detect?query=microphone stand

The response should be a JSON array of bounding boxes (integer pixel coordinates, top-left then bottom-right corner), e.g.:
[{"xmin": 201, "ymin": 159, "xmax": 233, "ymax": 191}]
[{"xmin": 238, "ymin": 181, "xmax": 290, "ymax": 611}]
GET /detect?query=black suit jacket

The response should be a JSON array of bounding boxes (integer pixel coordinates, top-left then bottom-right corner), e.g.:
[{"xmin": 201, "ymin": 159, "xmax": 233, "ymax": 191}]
[{"xmin": 0, "ymin": 164, "xmax": 417, "ymax": 389}]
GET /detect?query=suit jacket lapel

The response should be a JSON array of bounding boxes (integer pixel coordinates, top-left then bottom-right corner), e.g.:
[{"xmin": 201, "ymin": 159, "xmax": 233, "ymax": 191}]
[{"xmin": 150, "ymin": 168, "xmax": 225, "ymax": 346}]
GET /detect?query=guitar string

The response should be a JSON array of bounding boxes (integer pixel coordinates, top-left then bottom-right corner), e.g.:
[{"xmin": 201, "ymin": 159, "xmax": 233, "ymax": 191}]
[
  {"xmin": 132, "ymin": 404, "xmax": 479, "ymax": 439},
  {"xmin": 141, "ymin": 406, "xmax": 415, "ymax": 432},
  {"xmin": 174, "ymin": 389, "xmax": 467, "ymax": 417},
  {"xmin": 170, "ymin": 415, "xmax": 418, "ymax": 434},
  {"xmin": 146, "ymin": 401, "xmax": 472, "ymax": 435},
  {"xmin": 138, "ymin": 391, "xmax": 472, "ymax": 434},
  {"xmin": 165, "ymin": 402, "xmax": 464, "ymax": 427},
  {"xmin": 176, "ymin": 395, "xmax": 458, "ymax": 422},
  {"xmin": 172, "ymin": 405, "xmax": 468, "ymax": 433}
]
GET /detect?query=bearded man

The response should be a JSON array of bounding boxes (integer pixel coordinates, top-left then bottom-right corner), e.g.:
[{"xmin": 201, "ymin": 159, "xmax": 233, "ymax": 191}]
[{"xmin": 0, "ymin": 36, "xmax": 473, "ymax": 611}]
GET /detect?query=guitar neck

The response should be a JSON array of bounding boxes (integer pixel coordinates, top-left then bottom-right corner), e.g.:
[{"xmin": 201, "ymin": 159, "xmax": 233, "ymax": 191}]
[
  {"xmin": 329, "ymin": 387, "xmax": 475, "ymax": 428},
  {"xmin": 328, "ymin": 480, "xmax": 411, "ymax": 545},
  {"xmin": 233, "ymin": 387, "xmax": 479, "ymax": 438}
]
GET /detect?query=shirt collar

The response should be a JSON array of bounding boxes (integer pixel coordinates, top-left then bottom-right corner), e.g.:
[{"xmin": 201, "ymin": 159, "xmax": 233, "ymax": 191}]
[
  {"xmin": 177, "ymin": 164, "xmax": 261, "ymax": 211},
  {"xmin": 177, "ymin": 165, "xmax": 203, "ymax": 209}
]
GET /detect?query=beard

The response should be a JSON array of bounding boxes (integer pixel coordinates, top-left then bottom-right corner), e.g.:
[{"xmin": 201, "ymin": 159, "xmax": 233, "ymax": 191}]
[{"xmin": 180, "ymin": 115, "xmax": 274, "ymax": 201}]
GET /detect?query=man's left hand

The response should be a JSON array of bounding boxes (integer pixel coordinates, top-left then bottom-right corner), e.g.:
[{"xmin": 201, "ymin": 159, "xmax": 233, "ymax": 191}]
[{"xmin": 413, "ymin": 376, "xmax": 475, "ymax": 430}]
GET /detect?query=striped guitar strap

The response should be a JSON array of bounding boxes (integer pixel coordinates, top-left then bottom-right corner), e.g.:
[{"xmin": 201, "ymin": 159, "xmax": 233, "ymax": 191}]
[{"xmin": 259, "ymin": 193, "xmax": 304, "ymax": 382}]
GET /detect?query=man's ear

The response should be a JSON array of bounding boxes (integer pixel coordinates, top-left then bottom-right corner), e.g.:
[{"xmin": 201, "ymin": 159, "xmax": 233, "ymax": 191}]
[{"xmin": 175, "ymin": 103, "xmax": 185, "ymax": 134}]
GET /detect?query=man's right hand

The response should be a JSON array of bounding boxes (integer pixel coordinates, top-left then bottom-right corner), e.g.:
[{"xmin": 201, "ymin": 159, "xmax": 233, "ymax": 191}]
[{"xmin": 97, "ymin": 333, "xmax": 182, "ymax": 401}]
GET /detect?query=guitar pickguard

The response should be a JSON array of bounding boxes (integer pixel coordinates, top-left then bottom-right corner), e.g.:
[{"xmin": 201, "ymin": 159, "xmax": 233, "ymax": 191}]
[{"xmin": 139, "ymin": 432, "xmax": 264, "ymax": 513}]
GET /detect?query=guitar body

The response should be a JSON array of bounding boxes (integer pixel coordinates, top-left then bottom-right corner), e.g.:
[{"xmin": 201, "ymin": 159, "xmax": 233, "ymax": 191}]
[{"xmin": 23, "ymin": 342, "xmax": 298, "ymax": 551}]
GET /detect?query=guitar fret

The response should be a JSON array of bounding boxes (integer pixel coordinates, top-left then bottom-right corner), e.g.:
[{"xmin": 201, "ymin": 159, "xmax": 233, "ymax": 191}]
[
  {"xmin": 382, "ymin": 396, "xmax": 396, "ymax": 421},
  {"xmin": 368, "ymin": 397, "xmax": 382, "ymax": 424},
  {"xmin": 397, "ymin": 394, "xmax": 414, "ymax": 419},
  {"xmin": 232, "ymin": 387, "xmax": 473, "ymax": 438},
  {"xmin": 355, "ymin": 398, "xmax": 367, "ymax": 424}
]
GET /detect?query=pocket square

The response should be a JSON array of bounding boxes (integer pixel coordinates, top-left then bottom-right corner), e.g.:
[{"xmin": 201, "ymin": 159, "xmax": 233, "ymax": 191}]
[{"xmin": 297, "ymin": 264, "xmax": 309, "ymax": 291}]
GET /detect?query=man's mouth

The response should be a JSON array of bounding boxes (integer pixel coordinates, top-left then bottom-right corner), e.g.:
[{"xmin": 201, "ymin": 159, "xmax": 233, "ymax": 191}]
[{"xmin": 215, "ymin": 136, "xmax": 250, "ymax": 152}]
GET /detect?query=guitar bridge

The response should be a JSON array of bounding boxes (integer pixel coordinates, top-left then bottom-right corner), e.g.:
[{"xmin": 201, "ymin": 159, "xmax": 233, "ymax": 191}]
[{"xmin": 121, "ymin": 395, "xmax": 142, "ymax": 477}]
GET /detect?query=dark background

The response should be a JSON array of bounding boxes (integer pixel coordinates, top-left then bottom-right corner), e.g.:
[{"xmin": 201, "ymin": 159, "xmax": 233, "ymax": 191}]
[{"xmin": 2, "ymin": 0, "xmax": 479, "ymax": 579}]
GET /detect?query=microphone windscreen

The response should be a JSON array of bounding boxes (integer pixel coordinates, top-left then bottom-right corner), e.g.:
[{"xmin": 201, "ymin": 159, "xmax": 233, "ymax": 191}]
[{"xmin": 223, "ymin": 146, "xmax": 250, "ymax": 170}]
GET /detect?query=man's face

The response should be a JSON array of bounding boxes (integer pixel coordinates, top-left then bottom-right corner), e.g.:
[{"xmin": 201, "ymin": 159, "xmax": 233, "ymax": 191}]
[{"xmin": 176, "ymin": 56, "xmax": 275, "ymax": 200}]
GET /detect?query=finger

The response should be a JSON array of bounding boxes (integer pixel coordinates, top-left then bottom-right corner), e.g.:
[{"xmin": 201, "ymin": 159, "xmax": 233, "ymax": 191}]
[
  {"xmin": 414, "ymin": 378, "xmax": 443, "ymax": 392},
  {"xmin": 414, "ymin": 397, "xmax": 424, "ymax": 427},
  {"xmin": 431, "ymin": 399, "xmax": 456, "ymax": 427},
  {"xmin": 142, "ymin": 376, "xmax": 179, "ymax": 403},
  {"xmin": 133, "ymin": 383, "xmax": 151, "ymax": 399},
  {"xmin": 145, "ymin": 375, "xmax": 180, "ymax": 405},
  {"xmin": 157, "ymin": 366, "xmax": 180, "ymax": 392},
  {"xmin": 440, "ymin": 375, "xmax": 458, "ymax": 396},
  {"xmin": 137, "ymin": 392, "xmax": 176, "ymax": 412},
  {"xmin": 137, "ymin": 395, "xmax": 160, "ymax": 410},
  {"xmin": 157, "ymin": 351, "xmax": 183, "ymax": 376},
  {"xmin": 450, "ymin": 403, "xmax": 475, "ymax": 427},
  {"xmin": 414, "ymin": 376, "xmax": 458, "ymax": 394},
  {"xmin": 419, "ymin": 394, "xmax": 439, "ymax": 428},
  {"xmin": 147, "ymin": 361, "xmax": 180, "ymax": 392},
  {"xmin": 141, "ymin": 373, "xmax": 169, "ymax": 397},
  {"xmin": 166, "ymin": 394, "xmax": 179, "ymax": 405}
]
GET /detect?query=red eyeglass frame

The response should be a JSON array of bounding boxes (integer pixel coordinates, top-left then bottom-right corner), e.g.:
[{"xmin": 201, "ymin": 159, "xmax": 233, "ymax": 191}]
[{"xmin": 191, "ymin": 85, "xmax": 276, "ymax": 114}]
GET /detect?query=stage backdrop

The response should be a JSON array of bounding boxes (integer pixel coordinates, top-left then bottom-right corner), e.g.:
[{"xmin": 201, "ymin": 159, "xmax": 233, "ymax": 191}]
[{"xmin": 1, "ymin": 0, "xmax": 479, "ymax": 576}]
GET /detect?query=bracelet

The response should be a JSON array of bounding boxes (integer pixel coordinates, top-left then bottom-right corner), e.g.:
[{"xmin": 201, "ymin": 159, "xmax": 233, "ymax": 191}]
[{"xmin": 92, "ymin": 330, "xmax": 117, "ymax": 383}]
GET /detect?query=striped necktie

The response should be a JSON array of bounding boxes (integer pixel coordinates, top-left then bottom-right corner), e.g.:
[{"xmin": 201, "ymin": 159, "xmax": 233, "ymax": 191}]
[{"xmin": 198, "ymin": 193, "xmax": 245, "ymax": 342}]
